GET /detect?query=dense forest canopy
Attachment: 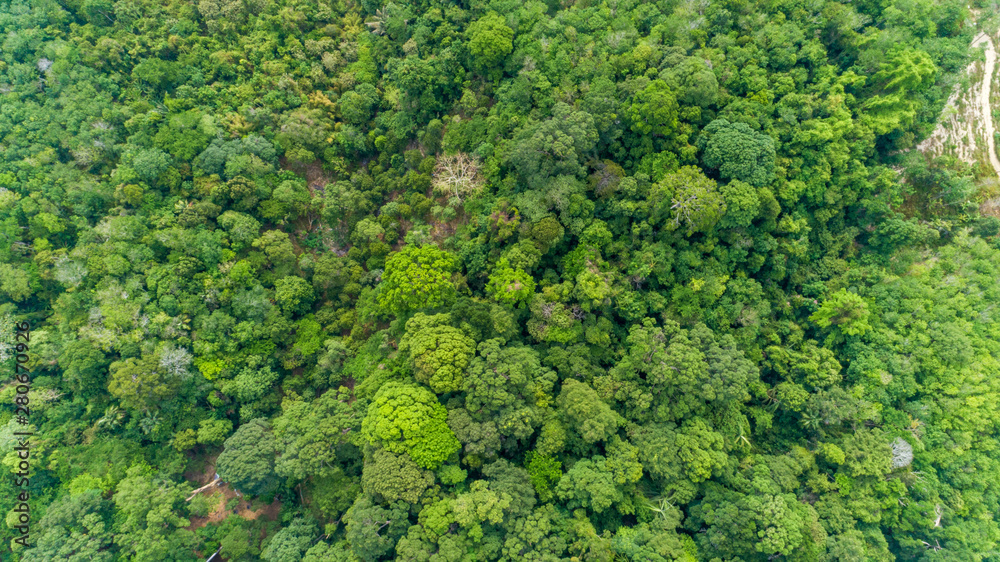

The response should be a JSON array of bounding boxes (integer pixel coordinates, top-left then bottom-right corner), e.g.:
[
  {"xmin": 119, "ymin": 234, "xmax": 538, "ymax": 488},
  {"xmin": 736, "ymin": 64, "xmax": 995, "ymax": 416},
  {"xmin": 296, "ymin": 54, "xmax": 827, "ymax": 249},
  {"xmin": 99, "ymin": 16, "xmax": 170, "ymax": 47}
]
[{"xmin": 2, "ymin": 0, "xmax": 1000, "ymax": 560}]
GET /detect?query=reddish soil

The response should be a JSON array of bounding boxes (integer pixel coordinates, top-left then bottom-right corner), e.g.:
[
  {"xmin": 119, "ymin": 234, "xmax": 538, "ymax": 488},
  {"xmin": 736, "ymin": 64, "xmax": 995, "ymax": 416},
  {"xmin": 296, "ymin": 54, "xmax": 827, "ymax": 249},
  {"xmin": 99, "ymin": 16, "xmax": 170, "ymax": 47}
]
[{"xmin": 183, "ymin": 455, "xmax": 281, "ymax": 532}]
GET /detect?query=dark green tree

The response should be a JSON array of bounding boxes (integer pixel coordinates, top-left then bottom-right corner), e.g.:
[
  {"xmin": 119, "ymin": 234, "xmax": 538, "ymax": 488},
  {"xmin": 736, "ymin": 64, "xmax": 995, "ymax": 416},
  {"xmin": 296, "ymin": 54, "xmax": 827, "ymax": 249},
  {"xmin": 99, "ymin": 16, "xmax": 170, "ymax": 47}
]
[{"xmin": 216, "ymin": 419, "xmax": 280, "ymax": 497}]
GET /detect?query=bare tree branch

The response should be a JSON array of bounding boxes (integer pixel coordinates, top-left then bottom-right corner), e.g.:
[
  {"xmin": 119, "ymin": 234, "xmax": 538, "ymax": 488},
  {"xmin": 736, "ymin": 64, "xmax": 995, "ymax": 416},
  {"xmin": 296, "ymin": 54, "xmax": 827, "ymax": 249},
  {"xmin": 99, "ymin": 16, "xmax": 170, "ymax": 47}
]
[{"xmin": 432, "ymin": 152, "xmax": 483, "ymax": 202}]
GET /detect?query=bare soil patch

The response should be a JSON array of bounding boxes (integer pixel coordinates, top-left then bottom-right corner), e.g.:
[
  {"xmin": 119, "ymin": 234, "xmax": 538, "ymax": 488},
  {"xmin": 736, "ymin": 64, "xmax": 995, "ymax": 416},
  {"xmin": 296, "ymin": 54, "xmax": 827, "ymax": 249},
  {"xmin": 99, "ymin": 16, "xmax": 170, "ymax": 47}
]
[
  {"xmin": 183, "ymin": 454, "xmax": 282, "ymax": 532},
  {"xmin": 918, "ymin": 32, "xmax": 1000, "ymax": 179}
]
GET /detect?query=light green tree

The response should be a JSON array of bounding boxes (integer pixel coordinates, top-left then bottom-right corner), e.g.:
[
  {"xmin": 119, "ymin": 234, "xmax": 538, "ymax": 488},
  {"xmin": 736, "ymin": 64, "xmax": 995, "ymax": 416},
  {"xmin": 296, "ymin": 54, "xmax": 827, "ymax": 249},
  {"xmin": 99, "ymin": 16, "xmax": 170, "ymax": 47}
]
[
  {"xmin": 864, "ymin": 48, "xmax": 937, "ymax": 135},
  {"xmin": 361, "ymin": 382, "xmax": 460, "ymax": 469},
  {"xmin": 273, "ymin": 387, "xmax": 363, "ymax": 481},
  {"xmin": 274, "ymin": 276, "xmax": 315, "ymax": 317},
  {"xmin": 21, "ymin": 490, "xmax": 116, "ymax": 562},
  {"xmin": 486, "ymin": 258, "xmax": 536, "ymax": 306},
  {"xmin": 557, "ymin": 379, "xmax": 623, "ymax": 446},
  {"xmin": 399, "ymin": 313, "xmax": 476, "ymax": 394},
  {"xmin": 378, "ymin": 245, "xmax": 458, "ymax": 314},
  {"xmin": 260, "ymin": 518, "xmax": 318, "ymax": 562},
  {"xmin": 0, "ymin": 263, "xmax": 31, "ymax": 302},
  {"xmin": 466, "ymin": 12, "xmax": 514, "ymax": 76},
  {"xmin": 810, "ymin": 288, "xmax": 872, "ymax": 336},
  {"xmin": 107, "ymin": 354, "xmax": 180, "ymax": 412},
  {"xmin": 626, "ymin": 80, "xmax": 680, "ymax": 138},
  {"xmin": 112, "ymin": 465, "xmax": 196, "ymax": 561}
]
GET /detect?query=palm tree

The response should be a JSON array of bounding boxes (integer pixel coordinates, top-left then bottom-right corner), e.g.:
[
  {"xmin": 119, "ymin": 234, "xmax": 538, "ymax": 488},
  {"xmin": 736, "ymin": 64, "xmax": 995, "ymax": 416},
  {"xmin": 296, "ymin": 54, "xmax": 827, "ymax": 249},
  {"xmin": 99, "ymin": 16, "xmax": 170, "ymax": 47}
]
[
  {"xmin": 139, "ymin": 410, "xmax": 161, "ymax": 435},
  {"xmin": 799, "ymin": 410, "xmax": 823, "ymax": 431},
  {"xmin": 644, "ymin": 494, "xmax": 676, "ymax": 521},
  {"xmin": 96, "ymin": 405, "xmax": 125, "ymax": 431},
  {"xmin": 364, "ymin": 6, "xmax": 392, "ymax": 36}
]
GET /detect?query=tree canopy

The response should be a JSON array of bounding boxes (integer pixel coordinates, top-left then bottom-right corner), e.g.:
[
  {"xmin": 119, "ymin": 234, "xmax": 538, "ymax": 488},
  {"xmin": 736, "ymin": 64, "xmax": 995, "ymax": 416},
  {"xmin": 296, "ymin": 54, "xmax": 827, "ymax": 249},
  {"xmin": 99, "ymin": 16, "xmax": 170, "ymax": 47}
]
[{"xmin": 0, "ymin": 0, "xmax": 995, "ymax": 559}]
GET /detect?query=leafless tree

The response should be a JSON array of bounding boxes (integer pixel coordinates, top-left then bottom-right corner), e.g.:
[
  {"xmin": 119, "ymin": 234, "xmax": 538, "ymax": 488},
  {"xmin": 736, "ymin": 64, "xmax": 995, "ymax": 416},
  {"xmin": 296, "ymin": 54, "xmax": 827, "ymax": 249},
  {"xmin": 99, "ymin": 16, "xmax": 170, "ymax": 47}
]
[
  {"xmin": 160, "ymin": 344, "xmax": 194, "ymax": 380},
  {"xmin": 891, "ymin": 437, "xmax": 914, "ymax": 469},
  {"xmin": 432, "ymin": 152, "xmax": 483, "ymax": 203},
  {"xmin": 54, "ymin": 255, "xmax": 87, "ymax": 287}
]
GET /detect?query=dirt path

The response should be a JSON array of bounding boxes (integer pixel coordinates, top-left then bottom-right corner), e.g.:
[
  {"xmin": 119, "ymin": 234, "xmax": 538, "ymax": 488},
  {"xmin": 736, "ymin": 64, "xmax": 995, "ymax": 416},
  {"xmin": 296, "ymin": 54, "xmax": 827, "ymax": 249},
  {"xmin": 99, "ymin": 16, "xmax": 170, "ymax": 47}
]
[
  {"xmin": 973, "ymin": 32, "xmax": 1000, "ymax": 178},
  {"xmin": 917, "ymin": 30, "xmax": 1000, "ymax": 176}
]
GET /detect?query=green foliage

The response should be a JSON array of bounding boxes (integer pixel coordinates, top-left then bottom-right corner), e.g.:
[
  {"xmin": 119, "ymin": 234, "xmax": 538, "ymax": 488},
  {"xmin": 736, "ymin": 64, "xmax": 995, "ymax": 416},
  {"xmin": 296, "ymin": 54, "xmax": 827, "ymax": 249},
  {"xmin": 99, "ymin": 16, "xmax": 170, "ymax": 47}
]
[
  {"xmin": 463, "ymin": 339, "xmax": 557, "ymax": 441},
  {"xmin": 699, "ymin": 119, "xmax": 776, "ymax": 187},
  {"xmin": 254, "ymin": 230, "xmax": 298, "ymax": 274},
  {"xmin": 864, "ymin": 48, "xmax": 937, "ymax": 136},
  {"xmin": 688, "ymin": 464, "xmax": 826, "ymax": 559},
  {"xmin": 273, "ymin": 386, "xmax": 363, "ymax": 481},
  {"xmin": 634, "ymin": 420, "xmax": 728, "ymax": 505},
  {"xmin": 1, "ymin": 0, "xmax": 992, "ymax": 557},
  {"xmin": 275, "ymin": 276, "xmax": 315, "ymax": 317},
  {"xmin": 810, "ymin": 288, "xmax": 873, "ymax": 337},
  {"xmin": 361, "ymin": 382, "xmax": 460, "ymax": 469},
  {"xmin": 650, "ymin": 167, "xmax": 726, "ymax": 235},
  {"xmin": 599, "ymin": 319, "xmax": 758, "ymax": 424},
  {"xmin": 21, "ymin": 490, "xmax": 116, "ymax": 562},
  {"xmin": 526, "ymin": 452, "xmax": 562, "ymax": 502},
  {"xmin": 486, "ymin": 258, "xmax": 536, "ymax": 306},
  {"xmin": 195, "ymin": 136, "xmax": 277, "ymax": 180},
  {"xmin": 219, "ymin": 357, "xmax": 280, "ymax": 406},
  {"xmin": 112, "ymin": 465, "xmax": 196, "ymax": 561},
  {"xmin": 557, "ymin": 379, "xmax": 622, "ymax": 446},
  {"xmin": 59, "ymin": 339, "xmax": 109, "ymax": 398},
  {"xmin": 0, "ymin": 263, "xmax": 31, "ymax": 302},
  {"xmin": 219, "ymin": 524, "xmax": 259, "ymax": 561},
  {"xmin": 399, "ymin": 313, "xmax": 476, "ymax": 394},
  {"xmin": 555, "ymin": 456, "xmax": 623, "ymax": 514},
  {"xmin": 218, "ymin": 211, "xmax": 262, "ymax": 251},
  {"xmin": 362, "ymin": 447, "xmax": 434, "ymax": 504},
  {"xmin": 107, "ymin": 353, "xmax": 183, "ymax": 412},
  {"xmin": 467, "ymin": 12, "xmax": 514, "ymax": 76},
  {"xmin": 509, "ymin": 103, "xmax": 599, "ymax": 189},
  {"xmin": 627, "ymin": 80, "xmax": 680, "ymax": 138},
  {"xmin": 216, "ymin": 419, "xmax": 280, "ymax": 497},
  {"xmin": 451, "ymin": 480, "xmax": 511, "ymax": 540},
  {"xmin": 378, "ymin": 245, "xmax": 458, "ymax": 315},
  {"xmin": 719, "ymin": 179, "xmax": 760, "ymax": 228},
  {"xmin": 343, "ymin": 497, "xmax": 409, "ymax": 561},
  {"xmin": 526, "ymin": 289, "xmax": 584, "ymax": 344},
  {"xmin": 261, "ymin": 518, "xmax": 318, "ymax": 562},
  {"xmin": 605, "ymin": 437, "xmax": 643, "ymax": 486}
]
